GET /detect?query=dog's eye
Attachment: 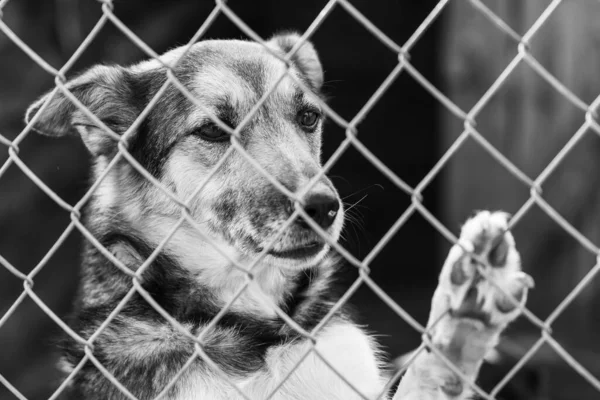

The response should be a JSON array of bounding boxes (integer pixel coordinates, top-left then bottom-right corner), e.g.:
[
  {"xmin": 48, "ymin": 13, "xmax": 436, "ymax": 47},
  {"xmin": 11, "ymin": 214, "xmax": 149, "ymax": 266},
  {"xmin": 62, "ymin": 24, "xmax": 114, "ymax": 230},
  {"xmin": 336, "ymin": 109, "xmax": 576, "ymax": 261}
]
[
  {"xmin": 191, "ymin": 123, "xmax": 230, "ymax": 142},
  {"xmin": 298, "ymin": 110, "xmax": 320, "ymax": 129}
]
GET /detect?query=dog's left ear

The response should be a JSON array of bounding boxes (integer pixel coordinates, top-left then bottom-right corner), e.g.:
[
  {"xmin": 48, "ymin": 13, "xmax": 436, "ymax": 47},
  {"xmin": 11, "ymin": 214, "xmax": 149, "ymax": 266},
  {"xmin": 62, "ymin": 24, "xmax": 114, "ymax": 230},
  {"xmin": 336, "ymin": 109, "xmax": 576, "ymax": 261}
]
[
  {"xmin": 25, "ymin": 64, "xmax": 142, "ymax": 156},
  {"xmin": 267, "ymin": 32, "xmax": 324, "ymax": 91}
]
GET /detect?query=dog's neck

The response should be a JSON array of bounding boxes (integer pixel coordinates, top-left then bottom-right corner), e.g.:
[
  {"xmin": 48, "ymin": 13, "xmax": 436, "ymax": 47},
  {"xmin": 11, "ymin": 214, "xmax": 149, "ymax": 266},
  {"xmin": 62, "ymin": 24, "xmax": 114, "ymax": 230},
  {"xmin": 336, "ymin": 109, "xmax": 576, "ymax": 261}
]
[{"xmin": 127, "ymin": 213, "xmax": 305, "ymax": 318}]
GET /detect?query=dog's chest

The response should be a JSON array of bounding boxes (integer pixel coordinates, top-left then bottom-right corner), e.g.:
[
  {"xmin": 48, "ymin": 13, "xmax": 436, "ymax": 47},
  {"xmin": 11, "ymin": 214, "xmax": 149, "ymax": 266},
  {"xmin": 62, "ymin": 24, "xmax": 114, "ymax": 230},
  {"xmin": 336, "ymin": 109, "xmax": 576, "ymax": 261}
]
[{"xmin": 177, "ymin": 322, "xmax": 386, "ymax": 400}]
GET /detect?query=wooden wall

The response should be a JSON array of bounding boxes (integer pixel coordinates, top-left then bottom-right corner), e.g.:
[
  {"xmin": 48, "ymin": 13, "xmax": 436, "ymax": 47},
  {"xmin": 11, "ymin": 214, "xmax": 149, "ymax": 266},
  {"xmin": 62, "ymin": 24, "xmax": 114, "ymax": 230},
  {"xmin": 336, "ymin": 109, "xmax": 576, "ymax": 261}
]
[{"xmin": 441, "ymin": 1, "xmax": 600, "ymax": 396}]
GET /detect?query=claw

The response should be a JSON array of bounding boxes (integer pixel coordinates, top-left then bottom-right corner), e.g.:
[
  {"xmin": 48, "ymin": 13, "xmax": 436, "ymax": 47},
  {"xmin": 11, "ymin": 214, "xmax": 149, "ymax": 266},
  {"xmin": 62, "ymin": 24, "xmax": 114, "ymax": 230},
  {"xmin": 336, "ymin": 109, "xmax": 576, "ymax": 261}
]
[{"xmin": 518, "ymin": 272, "xmax": 535, "ymax": 289}]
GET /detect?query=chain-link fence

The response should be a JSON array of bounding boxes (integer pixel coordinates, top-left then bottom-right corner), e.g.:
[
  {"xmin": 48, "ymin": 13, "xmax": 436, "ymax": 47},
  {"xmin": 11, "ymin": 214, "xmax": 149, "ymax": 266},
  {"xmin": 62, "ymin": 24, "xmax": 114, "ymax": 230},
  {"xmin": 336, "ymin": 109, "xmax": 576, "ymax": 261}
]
[{"xmin": 1, "ymin": 0, "xmax": 600, "ymax": 399}]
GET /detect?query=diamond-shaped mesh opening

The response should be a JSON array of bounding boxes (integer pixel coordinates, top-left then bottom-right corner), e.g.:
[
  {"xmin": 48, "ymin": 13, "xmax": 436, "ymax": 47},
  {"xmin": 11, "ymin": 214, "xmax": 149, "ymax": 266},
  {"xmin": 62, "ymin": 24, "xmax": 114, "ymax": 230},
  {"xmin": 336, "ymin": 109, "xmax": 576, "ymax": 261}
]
[{"xmin": 2, "ymin": 0, "xmax": 600, "ymax": 399}]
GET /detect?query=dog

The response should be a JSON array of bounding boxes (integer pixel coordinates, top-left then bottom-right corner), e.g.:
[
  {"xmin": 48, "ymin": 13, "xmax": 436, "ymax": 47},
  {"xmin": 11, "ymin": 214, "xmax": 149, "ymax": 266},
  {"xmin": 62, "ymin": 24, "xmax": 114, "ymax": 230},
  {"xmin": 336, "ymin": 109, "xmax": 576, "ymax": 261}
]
[{"xmin": 25, "ymin": 32, "xmax": 534, "ymax": 399}]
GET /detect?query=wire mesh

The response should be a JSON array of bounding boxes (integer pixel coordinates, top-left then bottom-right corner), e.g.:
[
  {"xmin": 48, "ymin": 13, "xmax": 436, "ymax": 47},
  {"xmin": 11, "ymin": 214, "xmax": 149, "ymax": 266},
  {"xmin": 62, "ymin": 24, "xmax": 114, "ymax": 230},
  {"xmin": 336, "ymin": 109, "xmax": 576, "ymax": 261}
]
[{"xmin": 1, "ymin": 0, "xmax": 599, "ymax": 399}]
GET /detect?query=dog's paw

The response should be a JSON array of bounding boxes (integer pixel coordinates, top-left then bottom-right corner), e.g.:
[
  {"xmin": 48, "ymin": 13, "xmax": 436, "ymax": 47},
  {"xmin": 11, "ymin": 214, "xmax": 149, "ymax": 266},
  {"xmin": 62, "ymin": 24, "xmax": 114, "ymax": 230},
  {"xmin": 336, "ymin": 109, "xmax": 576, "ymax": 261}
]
[
  {"xmin": 429, "ymin": 211, "xmax": 534, "ymax": 341},
  {"xmin": 394, "ymin": 211, "xmax": 534, "ymax": 400},
  {"xmin": 445, "ymin": 210, "xmax": 533, "ymax": 327}
]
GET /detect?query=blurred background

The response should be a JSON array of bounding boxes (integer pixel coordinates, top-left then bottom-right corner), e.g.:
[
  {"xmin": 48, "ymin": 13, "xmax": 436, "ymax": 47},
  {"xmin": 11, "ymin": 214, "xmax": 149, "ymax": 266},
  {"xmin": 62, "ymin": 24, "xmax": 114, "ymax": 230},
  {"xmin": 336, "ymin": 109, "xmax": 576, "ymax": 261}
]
[{"xmin": 1, "ymin": 0, "xmax": 600, "ymax": 399}]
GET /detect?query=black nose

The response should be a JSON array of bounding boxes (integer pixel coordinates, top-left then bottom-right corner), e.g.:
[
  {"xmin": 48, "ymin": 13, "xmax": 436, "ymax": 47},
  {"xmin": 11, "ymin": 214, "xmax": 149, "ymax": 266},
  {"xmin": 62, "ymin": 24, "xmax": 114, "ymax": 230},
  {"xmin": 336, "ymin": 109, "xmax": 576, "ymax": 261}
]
[{"xmin": 297, "ymin": 193, "xmax": 340, "ymax": 230}]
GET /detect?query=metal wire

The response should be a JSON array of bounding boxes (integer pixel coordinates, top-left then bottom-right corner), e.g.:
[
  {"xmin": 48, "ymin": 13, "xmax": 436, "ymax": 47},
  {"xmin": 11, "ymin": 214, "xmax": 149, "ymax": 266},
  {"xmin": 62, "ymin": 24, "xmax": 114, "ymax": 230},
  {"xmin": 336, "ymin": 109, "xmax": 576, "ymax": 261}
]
[{"xmin": 1, "ymin": 0, "xmax": 599, "ymax": 399}]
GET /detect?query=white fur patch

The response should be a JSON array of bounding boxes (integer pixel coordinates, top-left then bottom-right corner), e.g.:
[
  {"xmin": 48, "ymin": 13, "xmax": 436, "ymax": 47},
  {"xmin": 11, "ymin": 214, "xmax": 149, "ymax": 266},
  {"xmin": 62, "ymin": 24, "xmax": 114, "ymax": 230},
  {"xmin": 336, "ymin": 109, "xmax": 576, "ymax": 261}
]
[
  {"xmin": 177, "ymin": 322, "xmax": 386, "ymax": 400},
  {"xmin": 91, "ymin": 156, "xmax": 117, "ymax": 210}
]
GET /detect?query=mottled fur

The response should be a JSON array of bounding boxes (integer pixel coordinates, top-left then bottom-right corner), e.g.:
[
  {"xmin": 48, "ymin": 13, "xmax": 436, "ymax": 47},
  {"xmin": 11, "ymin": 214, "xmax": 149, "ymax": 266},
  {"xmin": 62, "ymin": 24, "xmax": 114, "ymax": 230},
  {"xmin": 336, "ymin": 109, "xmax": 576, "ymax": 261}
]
[{"xmin": 26, "ymin": 33, "xmax": 532, "ymax": 400}]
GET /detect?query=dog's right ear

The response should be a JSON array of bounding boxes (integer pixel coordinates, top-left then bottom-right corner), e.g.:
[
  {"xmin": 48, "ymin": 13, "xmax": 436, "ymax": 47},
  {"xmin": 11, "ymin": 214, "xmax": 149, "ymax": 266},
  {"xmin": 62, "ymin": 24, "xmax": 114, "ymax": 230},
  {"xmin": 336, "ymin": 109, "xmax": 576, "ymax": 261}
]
[
  {"xmin": 267, "ymin": 32, "xmax": 324, "ymax": 92},
  {"xmin": 25, "ymin": 65, "xmax": 140, "ymax": 156}
]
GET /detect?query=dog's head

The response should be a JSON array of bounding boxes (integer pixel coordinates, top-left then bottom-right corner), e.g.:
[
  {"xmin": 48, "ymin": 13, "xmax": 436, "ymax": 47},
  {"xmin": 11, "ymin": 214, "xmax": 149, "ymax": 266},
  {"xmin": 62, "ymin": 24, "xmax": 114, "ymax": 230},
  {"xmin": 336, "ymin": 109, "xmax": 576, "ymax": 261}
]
[{"xmin": 26, "ymin": 33, "xmax": 344, "ymax": 270}]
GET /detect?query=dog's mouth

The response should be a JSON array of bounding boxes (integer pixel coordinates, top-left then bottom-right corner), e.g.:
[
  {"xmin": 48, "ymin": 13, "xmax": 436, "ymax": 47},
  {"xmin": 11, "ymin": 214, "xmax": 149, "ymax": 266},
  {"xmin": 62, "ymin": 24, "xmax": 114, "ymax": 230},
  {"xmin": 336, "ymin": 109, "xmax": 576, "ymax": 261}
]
[{"xmin": 266, "ymin": 241, "xmax": 326, "ymax": 260}]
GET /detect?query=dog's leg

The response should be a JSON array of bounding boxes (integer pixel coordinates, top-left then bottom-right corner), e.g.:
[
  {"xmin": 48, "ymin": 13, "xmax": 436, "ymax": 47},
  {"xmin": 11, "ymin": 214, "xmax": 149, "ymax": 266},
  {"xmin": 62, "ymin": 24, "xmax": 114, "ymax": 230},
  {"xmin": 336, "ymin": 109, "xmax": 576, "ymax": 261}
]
[{"xmin": 392, "ymin": 211, "xmax": 534, "ymax": 400}]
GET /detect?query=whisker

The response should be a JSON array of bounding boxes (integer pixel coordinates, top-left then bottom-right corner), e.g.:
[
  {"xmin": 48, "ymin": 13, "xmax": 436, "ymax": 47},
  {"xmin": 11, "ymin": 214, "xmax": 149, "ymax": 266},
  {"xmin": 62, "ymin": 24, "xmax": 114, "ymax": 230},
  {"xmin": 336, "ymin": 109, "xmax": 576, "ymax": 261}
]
[
  {"xmin": 344, "ymin": 194, "xmax": 369, "ymax": 215},
  {"xmin": 329, "ymin": 175, "xmax": 350, "ymax": 185},
  {"xmin": 341, "ymin": 183, "xmax": 384, "ymax": 201}
]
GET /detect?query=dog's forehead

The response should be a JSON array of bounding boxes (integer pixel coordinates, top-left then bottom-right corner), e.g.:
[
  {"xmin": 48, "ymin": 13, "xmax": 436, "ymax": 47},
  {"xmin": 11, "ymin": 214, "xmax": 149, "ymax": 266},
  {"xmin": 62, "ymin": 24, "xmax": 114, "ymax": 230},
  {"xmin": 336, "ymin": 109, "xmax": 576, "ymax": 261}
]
[
  {"xmin": 189, "ymin": 41, "xmax": 295, "ymax": 104},
  {"xmin": 133, "ymin": 40, "xmax": 299, "ymax": 106}
]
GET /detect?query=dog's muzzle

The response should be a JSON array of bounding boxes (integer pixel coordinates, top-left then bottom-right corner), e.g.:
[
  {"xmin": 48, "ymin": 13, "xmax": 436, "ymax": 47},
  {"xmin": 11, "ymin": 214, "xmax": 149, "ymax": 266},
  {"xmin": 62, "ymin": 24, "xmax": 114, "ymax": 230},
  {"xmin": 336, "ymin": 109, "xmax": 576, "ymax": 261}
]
[{"xmin": 266, "ymin": 191, "xmax": 340, "ymax": 261}]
